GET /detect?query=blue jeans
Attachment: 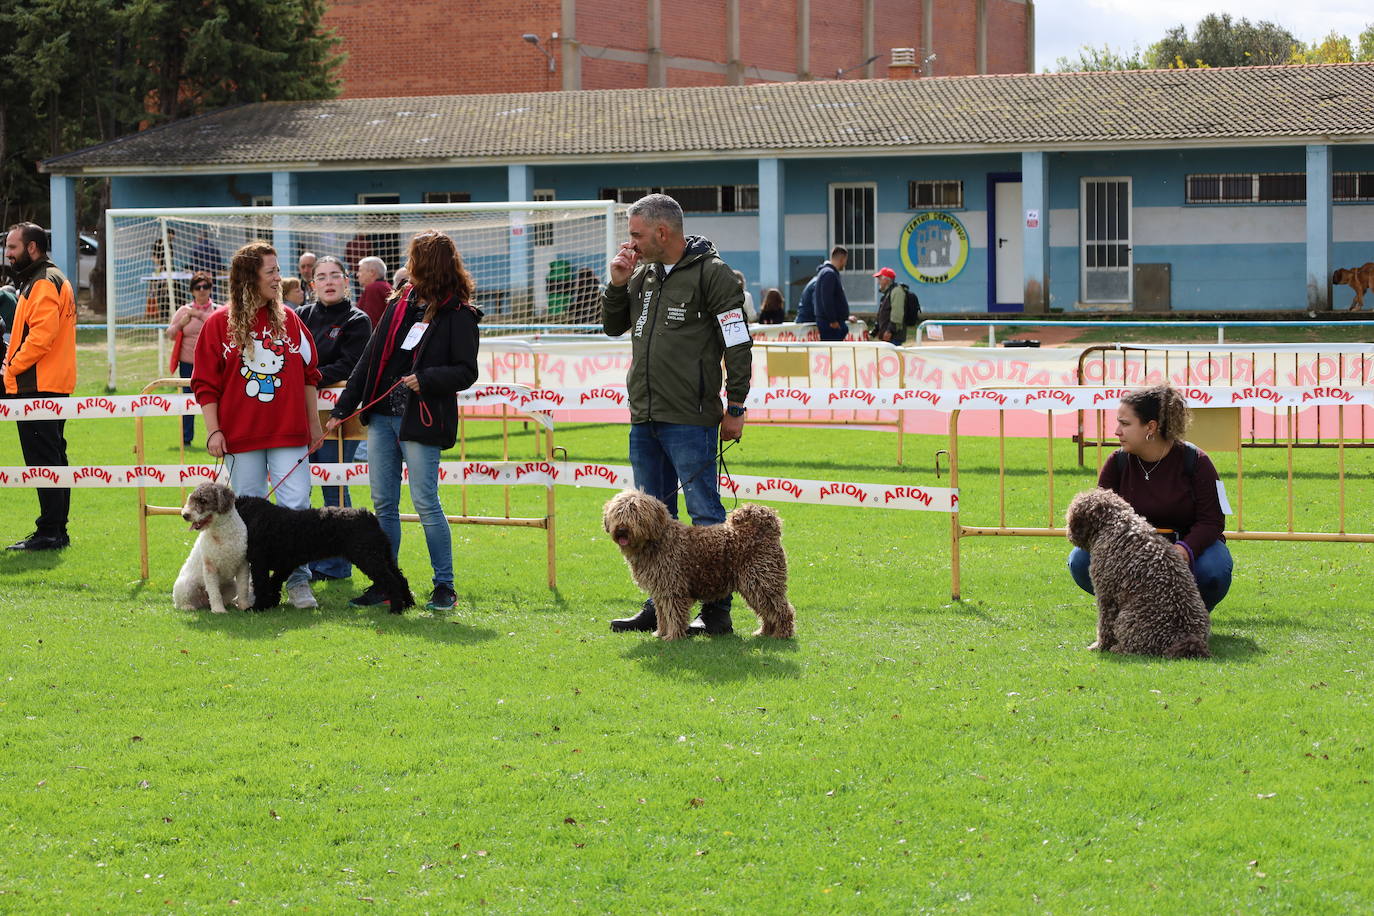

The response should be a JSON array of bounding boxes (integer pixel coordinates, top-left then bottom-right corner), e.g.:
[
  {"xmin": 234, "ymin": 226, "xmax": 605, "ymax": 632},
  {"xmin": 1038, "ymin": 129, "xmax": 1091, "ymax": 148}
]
[
  {"xmin": 629, "ymin": 421, "xmax": 730, "ymax": 614},
  {"xmin": 366, "ymin": 413, "xmax": 452, "ymax": 587},
  {"xmin": 308, "ymin": 436, "xmax": 361, "ymax": 578},
  {"xmin": 1068, "ymin": 540, "xmax": 1234, "ymax": 611},
  {"xmin": 226, "ymin": 447, "xmax": 312, "ymax": 589},
  {"xmin": 178, "ymin": 361, "xmax": 195, "ymax": 444}
]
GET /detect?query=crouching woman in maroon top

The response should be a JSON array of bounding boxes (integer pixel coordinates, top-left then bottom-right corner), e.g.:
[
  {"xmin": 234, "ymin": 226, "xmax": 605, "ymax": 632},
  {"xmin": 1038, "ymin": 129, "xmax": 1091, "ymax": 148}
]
[{"xmin": 1068, "ymin": 384, "xmax": 1234, "ymax": 610}]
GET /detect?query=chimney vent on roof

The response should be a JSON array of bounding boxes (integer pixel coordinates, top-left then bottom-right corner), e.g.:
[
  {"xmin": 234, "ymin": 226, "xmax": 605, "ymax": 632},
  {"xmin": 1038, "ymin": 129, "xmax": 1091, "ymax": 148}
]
[{"xmin": 889, "ymin": 47, "xmax": 919, "ymax": 80}]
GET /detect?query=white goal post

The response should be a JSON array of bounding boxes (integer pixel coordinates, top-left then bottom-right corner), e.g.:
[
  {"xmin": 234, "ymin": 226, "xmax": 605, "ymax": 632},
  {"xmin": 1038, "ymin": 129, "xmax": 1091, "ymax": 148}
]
[{"xmin": 103, "ymin": 200, "xmax": 626, "ymax": 391}]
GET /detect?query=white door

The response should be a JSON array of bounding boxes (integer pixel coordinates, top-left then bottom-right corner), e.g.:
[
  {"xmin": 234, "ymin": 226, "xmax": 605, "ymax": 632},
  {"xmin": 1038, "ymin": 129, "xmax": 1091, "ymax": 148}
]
[
  {"xmin": 994, "ymin": 180, "xmax": 1024, "ymax": 306},
  {"xmin": 829, "ymin": 183, "xmax": 877, "ymax": 306},
  {"xmin": 1081, "ymin": 178, "xmax": 1132, "ymax": 303}
]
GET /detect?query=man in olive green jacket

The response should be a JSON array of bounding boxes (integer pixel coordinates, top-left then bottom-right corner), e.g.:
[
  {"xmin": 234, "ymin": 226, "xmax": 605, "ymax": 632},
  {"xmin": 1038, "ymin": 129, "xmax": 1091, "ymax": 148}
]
[{"xmin": 601, "ymin": 193, "xmax": 752, "ymax": 636}]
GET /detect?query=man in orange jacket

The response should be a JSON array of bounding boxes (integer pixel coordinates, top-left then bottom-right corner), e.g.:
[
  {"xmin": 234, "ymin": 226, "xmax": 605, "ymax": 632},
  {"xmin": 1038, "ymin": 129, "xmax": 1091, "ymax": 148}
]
[{"xmin": 3, "ymin": 223, "xmax": 77, "ymax": 550}]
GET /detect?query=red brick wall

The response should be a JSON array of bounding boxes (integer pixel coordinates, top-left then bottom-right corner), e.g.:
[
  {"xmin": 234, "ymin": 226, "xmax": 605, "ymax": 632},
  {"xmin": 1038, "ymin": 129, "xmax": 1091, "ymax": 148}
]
[
  {"xmin": 324, "ymin": 0, "xmax": 1027, "ymax": 97},
  {"xmin": 325, "ymin": 0, "xmax": 561, "ymax": 98},
  {"xmin": 986, "ymin": 0, "xmax": 1029, "ymax": 75}
]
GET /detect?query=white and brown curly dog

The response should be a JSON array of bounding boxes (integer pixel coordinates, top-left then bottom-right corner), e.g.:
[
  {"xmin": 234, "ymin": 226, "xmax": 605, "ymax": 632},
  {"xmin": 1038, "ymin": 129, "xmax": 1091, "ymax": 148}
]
[
  {"xmin": 602, "ymin": 489, "xmax": 796, "ymax": 640},
  {"xmin": 173, "ymin": 482, "xmax": 252, "ymax": 614},
  {"xmin": 1066, "ymin": 488, "xmax": 1210, "ymax": 659}
]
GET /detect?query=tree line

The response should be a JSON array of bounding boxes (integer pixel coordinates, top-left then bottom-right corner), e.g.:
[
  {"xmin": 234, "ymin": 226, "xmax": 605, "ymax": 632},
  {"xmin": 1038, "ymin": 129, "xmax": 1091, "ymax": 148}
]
[
  {"xmin": 1054, "ymin": 14, "xmax": 1374, "ymax": 72},
  {"xmin": 0, "ymin": 0, "xmax": 343, "ymax": 233}
]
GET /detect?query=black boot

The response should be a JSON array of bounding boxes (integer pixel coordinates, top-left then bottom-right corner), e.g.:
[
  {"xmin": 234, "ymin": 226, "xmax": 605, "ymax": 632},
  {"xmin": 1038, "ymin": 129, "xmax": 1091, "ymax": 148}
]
[
  {"xmin": 688, "ymin": 599, "xmax": 734, "ymax": 636},
  {"xmin": 610, "ymin": 599, "xmax": 657, "ymax": 633}
]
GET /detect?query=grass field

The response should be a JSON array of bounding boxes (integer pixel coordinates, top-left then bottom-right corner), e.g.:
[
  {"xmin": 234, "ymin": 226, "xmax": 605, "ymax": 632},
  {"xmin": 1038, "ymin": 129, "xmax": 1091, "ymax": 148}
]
[{"xmin": 1, "ymin": 383, "xmax": 1371, "ymax": 913}]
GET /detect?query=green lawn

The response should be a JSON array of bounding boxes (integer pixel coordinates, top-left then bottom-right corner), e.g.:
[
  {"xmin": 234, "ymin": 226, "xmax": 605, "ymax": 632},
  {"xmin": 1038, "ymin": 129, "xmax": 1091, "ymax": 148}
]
[{"xmin": 1, "ymin": 393, "xmax": 1370, "ymax": 912}]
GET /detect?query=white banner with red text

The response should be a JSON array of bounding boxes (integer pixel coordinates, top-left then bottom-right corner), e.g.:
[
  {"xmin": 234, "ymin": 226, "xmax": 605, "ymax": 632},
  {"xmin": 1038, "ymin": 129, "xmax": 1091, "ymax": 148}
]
[
  {"xmin": 5, "ymin": 385, "xmax": 1370, "ymax": 423},
  {"xmin": 0, "ymin": 461, "xmax": 958, "ymax": 513}
]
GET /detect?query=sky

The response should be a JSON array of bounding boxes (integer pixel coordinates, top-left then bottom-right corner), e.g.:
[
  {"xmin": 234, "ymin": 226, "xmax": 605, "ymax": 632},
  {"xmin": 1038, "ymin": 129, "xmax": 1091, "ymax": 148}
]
[{"xmin": 1034, "ymin": 0, "xmax": 1373, "ymax": 70}]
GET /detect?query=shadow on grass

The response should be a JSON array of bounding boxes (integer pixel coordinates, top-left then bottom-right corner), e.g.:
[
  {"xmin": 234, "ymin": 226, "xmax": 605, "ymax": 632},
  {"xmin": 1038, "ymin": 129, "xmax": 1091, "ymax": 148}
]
[
  {"xmin": 619, "ymin": 633, "xmax": 801, "ymax": 682},
  {"xmin": 1209, "ymin": 633, "xmax": 1264, "ymax": 661},
  {"xmin": 177, "ymin": 599, "xmax": 500, "ymax": 645},
  {"xmin": 0, "ymin": 551, "xmax": 70, "ymax": 574}
]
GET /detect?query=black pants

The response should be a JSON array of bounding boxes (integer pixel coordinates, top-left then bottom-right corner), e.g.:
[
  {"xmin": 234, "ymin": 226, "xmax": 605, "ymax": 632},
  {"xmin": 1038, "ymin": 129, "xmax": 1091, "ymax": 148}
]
[{"xmin": 14, "ymin": 393, "xmax": 70, "ymax": 536}]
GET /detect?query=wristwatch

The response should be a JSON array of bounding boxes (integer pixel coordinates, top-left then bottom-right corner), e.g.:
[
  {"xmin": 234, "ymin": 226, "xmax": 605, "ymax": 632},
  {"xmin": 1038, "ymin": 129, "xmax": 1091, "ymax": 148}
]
[{"xmin": 726, "ymin": 404, "xmax": 747, "ymax": 418}]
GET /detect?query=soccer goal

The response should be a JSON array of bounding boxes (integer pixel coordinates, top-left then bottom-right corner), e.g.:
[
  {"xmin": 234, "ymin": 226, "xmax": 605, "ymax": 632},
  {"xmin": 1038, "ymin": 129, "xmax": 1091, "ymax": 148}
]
[{"xmin": 102, "ymin": 201, "xmax": 626, "ymax": 391}]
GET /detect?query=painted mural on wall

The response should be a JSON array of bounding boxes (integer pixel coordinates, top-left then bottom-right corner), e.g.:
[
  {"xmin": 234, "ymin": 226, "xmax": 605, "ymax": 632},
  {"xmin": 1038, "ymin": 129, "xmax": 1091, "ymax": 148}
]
[{"xmin": 900, "ymin": 211, "xmax": 969, "ymax": 285}]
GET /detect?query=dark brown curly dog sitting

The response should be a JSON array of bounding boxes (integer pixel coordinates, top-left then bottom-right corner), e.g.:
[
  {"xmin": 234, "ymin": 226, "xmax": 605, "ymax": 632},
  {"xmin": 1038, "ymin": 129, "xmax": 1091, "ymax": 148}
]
[
  {"xmin": 603, "ymin": 489, "xmax": 796, "ymax": 640},
  {"xmin": 1066, "ymin": 488, "xmax": 1210, "ymax": 659},
  {"xmin": 235, "ymin": 496, "xmax": 414, "ymax": 612}
]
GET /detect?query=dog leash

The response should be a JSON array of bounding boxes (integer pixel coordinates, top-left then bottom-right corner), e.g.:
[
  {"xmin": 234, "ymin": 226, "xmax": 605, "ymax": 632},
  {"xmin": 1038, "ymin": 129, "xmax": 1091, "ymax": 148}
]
[
  {"xmin": 669, "ymin": 438, "xmax": 740, "ymax": 508},
  {"xmin": 262, "ymin": 377, "xmax": 407, "ymax": 501}
]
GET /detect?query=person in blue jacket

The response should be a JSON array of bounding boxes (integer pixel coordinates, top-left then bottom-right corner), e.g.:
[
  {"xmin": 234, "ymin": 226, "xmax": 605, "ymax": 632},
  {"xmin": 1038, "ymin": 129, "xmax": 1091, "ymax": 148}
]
[{"xmin": 814, "ymin": 246, "xmax": 850, "ymax": 341}]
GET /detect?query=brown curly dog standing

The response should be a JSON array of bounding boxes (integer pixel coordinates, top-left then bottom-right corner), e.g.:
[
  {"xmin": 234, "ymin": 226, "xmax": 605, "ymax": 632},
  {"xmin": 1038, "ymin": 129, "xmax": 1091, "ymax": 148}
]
[
  {"xmin": 602, "ymin": 489, "xmax": 796, "ymax": 640},
  {"xmin": 1066, "ymin": 488, "xmax": 1210, "ymax": 659}
]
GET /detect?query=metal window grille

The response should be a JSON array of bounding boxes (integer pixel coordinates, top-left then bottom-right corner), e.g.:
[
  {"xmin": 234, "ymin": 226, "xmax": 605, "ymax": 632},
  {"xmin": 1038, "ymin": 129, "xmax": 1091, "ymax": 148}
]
[{"xmin": 908, "ymin": 180, "xmax": 963, "ymax": 209}]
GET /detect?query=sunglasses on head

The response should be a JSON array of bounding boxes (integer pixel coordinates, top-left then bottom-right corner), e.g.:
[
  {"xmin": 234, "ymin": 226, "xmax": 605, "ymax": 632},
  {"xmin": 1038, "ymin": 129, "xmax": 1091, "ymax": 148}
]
[{"xmin": 191, "ymin": 283, "xmax": 212, "ymax": 290}]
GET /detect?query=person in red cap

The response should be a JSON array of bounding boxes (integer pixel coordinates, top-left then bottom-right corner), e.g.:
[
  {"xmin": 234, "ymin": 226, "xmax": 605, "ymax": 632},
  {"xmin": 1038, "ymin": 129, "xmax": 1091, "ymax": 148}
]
[{"xmin": 869, "ymin": 267, "xmax": 914, "ymax": 345}]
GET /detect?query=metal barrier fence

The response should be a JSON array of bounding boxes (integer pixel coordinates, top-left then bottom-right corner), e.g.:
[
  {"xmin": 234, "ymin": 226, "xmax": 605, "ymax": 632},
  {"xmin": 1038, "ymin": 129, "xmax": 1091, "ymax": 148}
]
[
  {"xmin": 946, "ymin": 386, "xmax": 1374, "ymax": 600},
  {"xmin": 133, "ymin": 377, "xmax": 559, "ymax": 588},
  {"xmin": 1073, "ymin": 344, "xmax": 1374, "ymax": 465},
  {"xmin": 913, "ymin": 318, "xmax": 1374, "ymax": 348},
  {"xmin": 476, "ymin": 336, "xmax": 913, "ymax": 463}
]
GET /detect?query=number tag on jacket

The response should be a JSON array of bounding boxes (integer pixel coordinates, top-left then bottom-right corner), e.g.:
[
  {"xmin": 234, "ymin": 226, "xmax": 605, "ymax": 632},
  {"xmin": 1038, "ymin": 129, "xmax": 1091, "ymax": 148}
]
[
  {"xmin": 401, "ymin": 322, "xmax": 429, "ymax": 350},
  {"xmin": 716, "ymin": 308, "xmax": 749, "ymax": 347}
]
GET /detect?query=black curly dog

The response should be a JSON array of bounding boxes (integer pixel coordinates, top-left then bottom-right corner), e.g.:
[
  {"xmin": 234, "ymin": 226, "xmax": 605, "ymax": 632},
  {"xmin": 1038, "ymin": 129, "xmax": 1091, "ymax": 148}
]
[{"xmin": 235, "ymin": 496, "xmax": 415, "ymax": 612}]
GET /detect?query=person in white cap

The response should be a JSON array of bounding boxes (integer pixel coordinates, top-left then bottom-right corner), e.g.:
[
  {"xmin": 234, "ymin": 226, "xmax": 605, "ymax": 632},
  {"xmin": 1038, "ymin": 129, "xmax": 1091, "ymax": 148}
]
[{"xmin": 869, "ymin": 267, "xmax": 913, "ymax": 345}]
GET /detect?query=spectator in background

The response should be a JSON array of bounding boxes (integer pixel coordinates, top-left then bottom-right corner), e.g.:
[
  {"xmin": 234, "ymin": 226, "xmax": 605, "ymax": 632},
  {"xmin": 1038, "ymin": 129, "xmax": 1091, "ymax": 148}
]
[
  {"xmin": 814, "ymin": 245, "xmax": 850, "ymax": 341},
  {"xmin": 757, "ymin": 287, "xmax": 785, "ymax": 324},
  {"xmin": 165, "ymin": 270, "xmax": 218, "ymax": 445},
  {"xmin": 298, "ymin": 252, "xmax": 317, "ymax": 302},
  {"xmin": 188, "ymin": 232, "xmax": 225, "ymax": 290},
  {"xmin": 192, "ymin": 241, "xmax": 323, "ymax": 609},
  {"xmin": 150, "ymin": 227, "xmax": 180, "ymax": 319},
  {"xmin": 392, "ymin": 267, "xmax": 409, "ymax": 288},
  {"xmin": 355, "ymin": 256, "xmax": 392, "ymax": 327},
  {"xmin": 868, "ymin": 267, "xmax": 912, "ymax": 345},
  {"xmin": 281, "ymin": 277, "xmax": 305, "ymax": 309},
  {"xmin": 732, "ymin": 270, "xmax": 757, "ymax": 323},
  {"xmin": 796, "ymin": 271, "xmax": 818, "ymax": 323},
  {"xmin": 345, "ymin": 234, "xmax": 372, "ymax": 277},
  {"xmin": 298, "ymin": 255, "xmax": 373, "ymax": 581},
  {"xmin": 0, "ymin": 267, "xmax": 17, "ymax": 348},
  {"xmin": 4, "ymin": 222, "xmax": 77, "ymax": 551},
  {"xmin": 571, "ymin": 267, "xmax": 602, "ymax": 325}
]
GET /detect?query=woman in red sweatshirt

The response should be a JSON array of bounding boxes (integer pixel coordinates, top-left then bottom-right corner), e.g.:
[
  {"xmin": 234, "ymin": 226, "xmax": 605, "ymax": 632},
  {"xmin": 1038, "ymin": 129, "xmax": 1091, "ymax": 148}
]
[{"xmin": 191, "ymin": 241, "xmax": 323, "ymax": 609}]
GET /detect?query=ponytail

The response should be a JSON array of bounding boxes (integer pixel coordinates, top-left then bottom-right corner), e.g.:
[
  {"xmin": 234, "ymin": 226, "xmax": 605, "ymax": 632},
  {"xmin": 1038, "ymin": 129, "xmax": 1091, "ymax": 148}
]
[{"xmin": 1121, "ymin": 384, "xmax": 1192, "ymax": 441}]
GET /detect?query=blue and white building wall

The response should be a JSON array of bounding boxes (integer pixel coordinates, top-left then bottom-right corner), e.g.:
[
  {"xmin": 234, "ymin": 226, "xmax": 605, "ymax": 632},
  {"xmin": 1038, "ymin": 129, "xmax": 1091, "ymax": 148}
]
[{"xmin": 79, "ymin": 140, "xmax": 1374, "ymax": 315}]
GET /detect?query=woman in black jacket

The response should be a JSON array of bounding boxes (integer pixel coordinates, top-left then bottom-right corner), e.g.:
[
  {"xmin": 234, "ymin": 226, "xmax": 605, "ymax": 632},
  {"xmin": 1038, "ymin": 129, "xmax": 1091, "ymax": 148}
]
[
  {"xmin": 298, "ymin": 256, "xmax": 374, "ymax": 580},
  {"xmin": 327, "ymin": 231, "xmax": 482, "ymax": 612}
]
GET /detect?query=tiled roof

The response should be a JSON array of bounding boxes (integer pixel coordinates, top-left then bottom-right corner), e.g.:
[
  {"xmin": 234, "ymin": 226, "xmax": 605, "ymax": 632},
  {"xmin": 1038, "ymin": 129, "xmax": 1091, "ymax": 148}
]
[{"xmin": 43, "ymin": 63, "xmax": 1374, "ymax": 174}]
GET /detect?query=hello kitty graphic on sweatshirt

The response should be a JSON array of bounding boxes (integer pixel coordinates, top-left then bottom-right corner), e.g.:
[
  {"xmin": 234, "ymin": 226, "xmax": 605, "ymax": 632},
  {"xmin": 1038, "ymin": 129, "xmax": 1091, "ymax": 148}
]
[{"xmin": 191, "ymin": 305, "xmax": 321, "ymax": 453}]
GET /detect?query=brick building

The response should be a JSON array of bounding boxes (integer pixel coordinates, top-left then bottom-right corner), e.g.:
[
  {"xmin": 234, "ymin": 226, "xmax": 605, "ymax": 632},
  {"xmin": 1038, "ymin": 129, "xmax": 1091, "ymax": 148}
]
[{"xmin": 324, "ymin": 0, "xmax": 1034, "ymax": 98}]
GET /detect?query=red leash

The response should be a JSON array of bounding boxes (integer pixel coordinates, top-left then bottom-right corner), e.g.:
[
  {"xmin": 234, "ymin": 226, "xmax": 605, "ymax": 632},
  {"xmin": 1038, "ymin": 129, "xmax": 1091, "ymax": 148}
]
[{"xmin": 263, "ymin": 377, "xmax": 406, "ymax": 500}]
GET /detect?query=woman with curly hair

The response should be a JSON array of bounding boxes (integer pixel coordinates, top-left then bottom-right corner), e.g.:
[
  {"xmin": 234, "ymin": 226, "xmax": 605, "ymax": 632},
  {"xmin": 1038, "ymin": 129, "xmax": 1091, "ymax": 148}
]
[
  {"xmin": 328, "ymin": 230, "xmax": 481, "ymax": 613},
  {"xmin": 191, "ymin": 241, "xmax": 323, "ymax": 608},
  {"xmin": 1068, "ymin": 384, "xmax": 1233, "ymax": 610}
]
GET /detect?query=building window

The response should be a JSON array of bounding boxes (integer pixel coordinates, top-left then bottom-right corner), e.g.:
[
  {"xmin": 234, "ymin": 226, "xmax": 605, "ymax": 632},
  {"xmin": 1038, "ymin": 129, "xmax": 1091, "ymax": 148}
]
[
  {"xmin": 1335, "ymin": 172, "xmax": 1374, "ymax": 201},
  {"xmin": 597, "ymin": 185, "xmax": 759, "ymax": 212},
  {"xmin": 423, "ymin": 191, "xmax": 472, "ymax": 203},
  {"xmin": 532, "ymin": 189, "xmax": 555, "ymax": 247},
  {"xmin": 1186, "ymin": 173, "xmax": 1306, "ymax": 203},
  {"xmin": 908, "ymin": 180, "xmax": 964, "ymax": 209}
]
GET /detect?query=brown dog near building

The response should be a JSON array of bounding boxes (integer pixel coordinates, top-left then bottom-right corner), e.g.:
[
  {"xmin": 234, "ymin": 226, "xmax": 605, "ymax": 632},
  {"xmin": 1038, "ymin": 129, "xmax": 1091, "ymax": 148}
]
[{"xmin": 1332, "ymin": 262, "xmax": 1374, "ymax": 310}]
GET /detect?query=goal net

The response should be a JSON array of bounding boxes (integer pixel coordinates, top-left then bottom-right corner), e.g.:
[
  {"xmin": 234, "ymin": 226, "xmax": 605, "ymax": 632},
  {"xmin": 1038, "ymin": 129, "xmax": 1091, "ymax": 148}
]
[{"xmin": 102, "ymin": 201, "xmax": 626, "ymax": 391}]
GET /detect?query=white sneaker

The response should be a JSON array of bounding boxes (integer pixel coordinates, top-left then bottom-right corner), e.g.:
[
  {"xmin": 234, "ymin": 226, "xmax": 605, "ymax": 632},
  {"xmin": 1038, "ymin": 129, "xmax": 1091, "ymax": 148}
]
[{"xmin": 287, "ymin": 582, "xmax": 318, "ymax": 609}]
